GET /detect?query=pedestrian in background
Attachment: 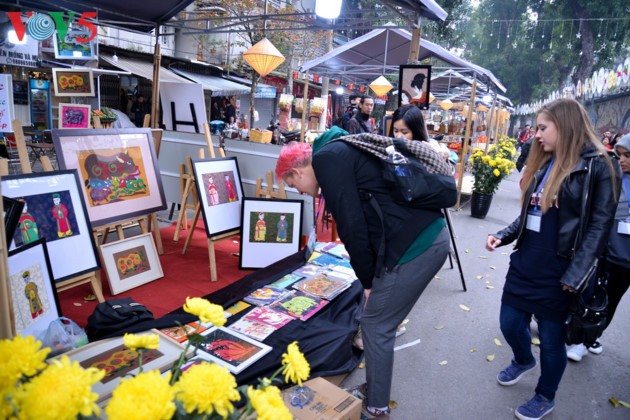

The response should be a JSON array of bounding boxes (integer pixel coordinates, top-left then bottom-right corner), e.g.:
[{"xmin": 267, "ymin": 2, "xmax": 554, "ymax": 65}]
[
  {"xmin": 346, "ymin": 96, "xmax": 375, "ymax": 134},
  {"xmin": 567, "ymin": 133, "xmax": 630, "ymax": 361},
  {"xmin": 486, "ymin": 98, "xmax": 619, "ymax": 420},
  {"xmin": 131, "ymin": 94, "xmax": 149, "ymax": 127}
]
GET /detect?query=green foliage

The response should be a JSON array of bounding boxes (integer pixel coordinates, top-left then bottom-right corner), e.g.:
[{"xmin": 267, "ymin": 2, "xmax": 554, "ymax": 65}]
[{"xmin": 470, "ymin": 136, "xmax": 517, "ymax": 194}]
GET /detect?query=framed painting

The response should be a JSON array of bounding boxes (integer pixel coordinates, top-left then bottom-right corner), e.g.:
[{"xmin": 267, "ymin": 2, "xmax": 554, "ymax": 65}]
[
  {"xmin": 191, "ymin": 157, "xmax": 245, "ymax": 237},
  {"xmin": 53, "ymin": 329, "xmax": 184, "ymax": 402},
  {"xmin": 239, "ymin": 197, "xmax": 303, "ymax": 269},
  {"xmin": 398, "ymin": 65, "xmax": 432, "ymax": 110},
  {"xmin": 99, "ymin": 232, "xmax": 163, "ymax": 295},
  {"xmin": 53, "ymin": 29, "xmax": 97, "ymax": 60},
  {"xmin": 3, "ymin": 196, "xmax": 24, "ymax": 244},
  {"xmin": 1, "ymin": 170, "xmax": 100, "ymax": 282},
  {"xmin": 7, "ymin": 239, "xmax": 61, "ymax": 338},
  {"xmin": 52, "ymin": 68, "xmax": 94, "ymax": 97},
  {"xmin": 194, "ymin": 327, "xmax": 272, "ymax": 374},
  {"xmin": 58, "ymin": 103, "xmax": 91, "ymax": 129},
  {"xmin": 52, "ymin": 128, "xmax": 167, "ymax": 227}
]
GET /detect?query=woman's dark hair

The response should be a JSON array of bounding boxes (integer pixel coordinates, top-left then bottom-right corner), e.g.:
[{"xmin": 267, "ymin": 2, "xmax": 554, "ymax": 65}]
[
  {"xmin": 411, "ymin": 73, "xmax": 426, "ymax": 89},
  {"xmin": 389, "ymin": 105, "xmax": 428, "ymax": 142}
]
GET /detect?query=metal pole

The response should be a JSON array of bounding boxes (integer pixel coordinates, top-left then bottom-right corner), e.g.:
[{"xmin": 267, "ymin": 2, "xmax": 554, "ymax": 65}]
[
  {"xmin": 455, "ymin": 77, "xmax": 477, "ymax": 210},
  {"xmin": 300, "ymin": 72, "xmax": 310, "ymax": 142}
]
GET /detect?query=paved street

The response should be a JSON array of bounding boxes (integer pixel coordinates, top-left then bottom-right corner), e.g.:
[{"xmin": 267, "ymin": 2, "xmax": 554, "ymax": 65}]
[{"xmin": 342, "ymin": 171, "xmax": 630, "ymax": 419}]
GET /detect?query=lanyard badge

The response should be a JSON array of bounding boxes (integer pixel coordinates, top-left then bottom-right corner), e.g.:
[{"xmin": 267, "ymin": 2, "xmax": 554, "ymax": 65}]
[{"xmin": 526, "ymin": 159, "xmax": 554, "ymax": 232}]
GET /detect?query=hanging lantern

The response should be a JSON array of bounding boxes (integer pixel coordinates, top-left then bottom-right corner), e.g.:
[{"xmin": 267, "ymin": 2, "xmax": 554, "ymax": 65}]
[
  {"xmin": 369, "ymin": 75, "xmax": 393, "ymax": 97},
  {"xmin": 476, "ymin": 104, "xmax": 488, "ymax": 112},
  {"xmin": 429, "ymin": 92, "xmax": 436, "ymax": 103},
  {"xmin": 359, "ymin": 86, "xmax": 366, "ymax": 93},
  {"xmin": 439, "ymin": 98, "xmax": 454, "ymax": 110},
  {"xmin": 347, "ymin": 83, "xmax": 355, "ymax": 91},
  {"xmin": 243, "ymin": 38, "xmax": 285, "ymax": 77},
  {"xmin": 335, "ymin": 79, "xmax": 341, "ymax": 85}
]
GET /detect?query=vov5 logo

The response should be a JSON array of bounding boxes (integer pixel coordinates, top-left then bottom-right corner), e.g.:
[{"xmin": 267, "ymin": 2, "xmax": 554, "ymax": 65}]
[{"xmin": 6, "ymin": 11, "xmax": 97, "ymax": 42}]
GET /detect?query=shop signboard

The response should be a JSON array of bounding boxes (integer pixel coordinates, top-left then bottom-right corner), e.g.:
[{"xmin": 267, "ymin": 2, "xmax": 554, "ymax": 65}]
[
  {"xmin": 0, "ymin": 36, "xmax": 38, "ymax": 68},
  {"xmin": 254, "ymin": 86, "xmax": 277, "ymax": 99},
  {"xmin": 0, "ymin": 74, "xmax": 15, "ymax": 132}
]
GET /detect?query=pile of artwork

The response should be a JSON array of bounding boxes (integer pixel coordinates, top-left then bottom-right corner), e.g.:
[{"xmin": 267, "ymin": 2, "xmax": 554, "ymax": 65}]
[{"xmin": 156, "ymin": 241, "xmax": 356, "ymax": 374}]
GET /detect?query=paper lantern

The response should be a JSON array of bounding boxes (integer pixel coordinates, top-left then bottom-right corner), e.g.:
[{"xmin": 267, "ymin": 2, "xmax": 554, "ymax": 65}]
[
  {"xmin": 243, "ymin": 38, "xmax": 285, "ymax": 77},
  {"xmin": 476, "ymin": 104, "xmax": 488, "ymax": 112},
  {"xmin": 429, "ymin": 92, "xmax": 435, "ymax": 103},
  {"xmin": 347, "ymin": 83, "xmax": 355, "ymax": 91},
  {"xmin": 439, "ymin": 98, "xmax": 454, "ymax": 110},
  {"xmin": 369, "ymin": 75, "xmax": 393, "ymax": 97}
]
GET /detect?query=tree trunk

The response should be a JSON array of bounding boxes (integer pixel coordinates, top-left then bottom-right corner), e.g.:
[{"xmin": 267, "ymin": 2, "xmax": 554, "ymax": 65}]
[{"xmin": 571, "ymin": 3, "xmax": 595, "ymax": 84}]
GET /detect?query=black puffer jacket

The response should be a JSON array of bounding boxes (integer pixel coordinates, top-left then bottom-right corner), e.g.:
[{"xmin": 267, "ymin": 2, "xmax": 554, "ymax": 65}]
[{"xmin": 494, "ymin": 148, "xmax": 620, "ymax": 291}]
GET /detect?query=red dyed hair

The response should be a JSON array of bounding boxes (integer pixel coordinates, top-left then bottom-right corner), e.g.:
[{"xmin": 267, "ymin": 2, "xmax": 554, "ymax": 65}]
[{"xmin": 275, "ymin": 142, "xmax": 313, "ymax": 181}]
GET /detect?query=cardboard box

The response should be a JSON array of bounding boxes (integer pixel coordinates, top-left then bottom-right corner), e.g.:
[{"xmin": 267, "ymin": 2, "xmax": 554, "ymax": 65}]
[
  {"xmin": 250, "ymin": 129, "xmax": 273, "ymax": 143},
  {"xmin": 282, "ymin": 377, "xmax": 361, "ymax": 420}
]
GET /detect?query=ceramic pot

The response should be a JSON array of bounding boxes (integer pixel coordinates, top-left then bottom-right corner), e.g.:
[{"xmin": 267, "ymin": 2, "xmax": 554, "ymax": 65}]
[{"xmin": 470, "ymin": 191, "xmax": 493, "ymax": 219}]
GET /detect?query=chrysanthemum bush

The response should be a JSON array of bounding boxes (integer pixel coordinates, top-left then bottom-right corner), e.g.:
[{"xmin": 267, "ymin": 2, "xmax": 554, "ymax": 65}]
[
  {"xmin": 470, "ymin": 136, "xmax": 517, "ymax": 194},
  {"xmin": 1, "ymin": 297, "xmax": 311, "ymax": 420}
]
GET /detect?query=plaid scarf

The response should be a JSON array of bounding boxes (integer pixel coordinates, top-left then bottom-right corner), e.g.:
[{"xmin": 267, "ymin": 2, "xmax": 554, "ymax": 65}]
[{"xmin": 333, "ymin": 133, "xmax": 454, "ymax": 175}]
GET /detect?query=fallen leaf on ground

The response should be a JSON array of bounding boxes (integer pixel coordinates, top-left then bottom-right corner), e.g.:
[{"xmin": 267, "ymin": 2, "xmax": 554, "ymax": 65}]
[
  {"xmin": 487, "ymin": 354, "xmax": 495, "ymax": 361},
  {"xmin": 434, "ymin": 324, "xmax": 445, "ymax": 330},
  {"xmin": 465, "ymin": 249, "xmax": 470, "ymax": 253},
  {"xmin": 439, "ymin": 360, "xmax": 448, "ymax": 366},
  {"xmin": 486, "ymin": 285, "xmax": 494, "ymax": 289},
  {"xmin": 389, "ymin": 400, "xmax": 398, "ymax": 410},
  {"xmin": 489, "ymin": 265, "xmax": 497, "ymax": 270},
  {"xmin": 501, "ymin": 252, "xmax": 508, "ymax": 255},
  {"xmin": 359, "ymin": 361, "xmax": 365, "ymax": 369},
  {"xmin": 476, "ymin": 275, "xmax": 483, "ymax": 279},
  {"xmin": 479, "ymin": 256, "xmax": 488, "ymax": 259},
  {"xmin": 470, "ymin": 348, "xmax": 477, "ymax": 353},
  {"xmin": 400, "ymin": 319, "xmax": 410, "ymax": 326},
  {"xmin": 609, "ymin": 397, "xmax": 630, "ymax": 408},
  {"xmin": 494, "ymin": 338, "xmax": 503, "ymax": 346},
  {"xmin": 459, "ymin": 304, "xmax": 471, "ymax": 312},
  {"xmin": 434, "ymin": 275, "xmax": 441, "ymax": 279},
  {"xmin": 531, "ymin": 338, "xmax": 541, "ymax": 346}
]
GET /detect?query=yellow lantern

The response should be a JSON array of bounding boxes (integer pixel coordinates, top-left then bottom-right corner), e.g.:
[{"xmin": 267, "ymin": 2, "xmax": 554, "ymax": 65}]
[
  {"xmin": 429, "ymin": 92, "xmax": 436, "ymax": 103},
  {"xmin": 369, "ymin": 75, "xmax": 393, "ymax": 97},
  {"xmin": 476, "ymin": 104, "xmax": 488, "ymax": 112},
  {"xmin": 243, "ymin": 38, "xmax": 285, "ymax": 77},
  {"xmin": 439, "ymin": 98, "xmax": 454, "ymax": 110}
]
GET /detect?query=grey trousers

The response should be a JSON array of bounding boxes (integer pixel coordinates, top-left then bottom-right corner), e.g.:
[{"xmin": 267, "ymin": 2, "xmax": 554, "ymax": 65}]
[{"xmin": 363, "ymin": 228, "xmax": 450, "ymax": 408}]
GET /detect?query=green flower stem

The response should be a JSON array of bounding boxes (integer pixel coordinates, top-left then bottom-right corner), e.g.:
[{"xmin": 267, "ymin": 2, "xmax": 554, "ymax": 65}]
[{"xmin": 138, "ymin": 349, "xmax": 144, "ymax": 373}]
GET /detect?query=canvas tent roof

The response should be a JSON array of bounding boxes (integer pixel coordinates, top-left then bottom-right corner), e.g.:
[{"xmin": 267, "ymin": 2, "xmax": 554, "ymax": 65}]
[
  {"xmin": 299, "ymin": 27, "xmax": 506, "ymax": 93},
  {"xmin": 431, "ymin": 69, "xmax": 512, "ymax": 106}
]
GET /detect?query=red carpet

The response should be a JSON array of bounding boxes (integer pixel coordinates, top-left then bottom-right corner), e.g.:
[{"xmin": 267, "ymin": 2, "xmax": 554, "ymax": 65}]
[{"xmin": 59, "ymin": 222, "xmax": 254, "ymax": 328}]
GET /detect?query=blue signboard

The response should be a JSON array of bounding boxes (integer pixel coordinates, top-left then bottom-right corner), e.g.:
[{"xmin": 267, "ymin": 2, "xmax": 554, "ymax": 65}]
[{"xmin": 255, "ymin": 86, "xmax": 277, "ymax": 99}]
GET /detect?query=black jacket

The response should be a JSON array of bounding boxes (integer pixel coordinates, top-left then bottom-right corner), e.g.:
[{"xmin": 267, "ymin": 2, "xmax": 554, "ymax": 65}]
[
  {"xmin": 312, "ymin": 141, "xmax": 441, "ymax": 289},
  {"xmin": 346, "ymin": 115, "xmax": 372, "ymax": 135},
  {"xmin": 494, "ymin": 149, "xmax": 620, "ymax": 291}
]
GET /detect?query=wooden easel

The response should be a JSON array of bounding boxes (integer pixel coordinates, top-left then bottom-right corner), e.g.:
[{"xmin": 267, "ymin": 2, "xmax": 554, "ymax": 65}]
[
  {"xmin": 173, "ymin": 122, "xmax": 224, "ymax": 241},
  {"xmin": 2, "ymin": 121, "xmax": 105, "ymax": 302},
  {"xmin": 255, "ymin": 171, "xmax": 287, "ymax": 199},
  {"xmin": 180, "ymin": 123, "xmax": 236, "ymax": 282}
]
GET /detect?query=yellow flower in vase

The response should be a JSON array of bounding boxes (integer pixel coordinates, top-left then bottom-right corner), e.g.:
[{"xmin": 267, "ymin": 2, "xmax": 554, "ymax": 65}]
[
  {"xmin": 14, "ymin": 356, "xmax": 104, "ymax": 419},
  {"xmin": 123, "ymin": 333, "xmax": 160, "ymax": 350},
  {"xmin": 0, "ymin": 335, "xmax": 50, "ymax": 388},
  {"xmin": 247, "ymin": 385, "xmax": 292, "ymax": 420},
  {"xmin": 173, "ymin": 362, "xmax": 240, "ymax": 418},
  {"xmin": 183, "ymin": 297, "xmax": 226, "ymax": 326},
  {"xmin": 493, "ymin": 169, "xmax": 501, "ymax": 177},
  {"xmin": 281, "ymin": 341, "xmax": 310, "ymax": 386},
  {"xmin": 106, "ymin": 370, "xmax": 176, "ymax": 420}
]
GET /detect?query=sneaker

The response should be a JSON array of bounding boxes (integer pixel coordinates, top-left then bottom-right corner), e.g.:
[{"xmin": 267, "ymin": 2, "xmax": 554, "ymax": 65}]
[
  {"xmin": 567, "ymin": 343, "xmax": 588, "ymax": 362},
  {"xmin": 515, "ymin": 394, "xmax": 555, "ymax": 420},
  {"xmin": 497, "ymin": 359, "xmax": 537, "ymax": 386},
  {"xmin": 361, "ymin": 399, "xmax": 391, "ymax": 419},
  {"xmin": 588, "ymin": 340, "xmax": 603, "ymax": 355}
]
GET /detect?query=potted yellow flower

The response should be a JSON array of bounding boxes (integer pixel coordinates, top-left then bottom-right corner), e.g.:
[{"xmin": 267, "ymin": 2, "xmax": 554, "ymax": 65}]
[{"xmin": 470, "ymin": 136, "xmax": 517, "ymax": 218}]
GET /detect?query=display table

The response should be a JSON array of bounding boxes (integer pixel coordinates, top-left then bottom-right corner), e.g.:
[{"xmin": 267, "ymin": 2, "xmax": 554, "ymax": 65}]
[{"xmin": 96, "ymin": 249, "xmax": 363, "ymax": 386}]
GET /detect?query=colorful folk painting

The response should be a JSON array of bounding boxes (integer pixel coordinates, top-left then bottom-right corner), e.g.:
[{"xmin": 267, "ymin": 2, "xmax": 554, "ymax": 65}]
[
  {"xmin": 78, "ymin": 146, "xmax": 151, "ymax": 207},
  {"xmin": 112, "ymin": 245, "xmax": 151, "ymax": 281},
  {"xmin": 81, "ymin": 344, "xmax": 163, "ymax": 384},
  {"xmin": 9, "ymin": 263, "xmax": 52, "ymax": 331},
  {"xmin": 198, "ymin": 329, "xmax": 265, "ymax": 368},
  {"xmin": 201, "ymin": 171, "xmax": 239, "ymax": 207},
  {"xmin": 245, "ymin": 306, "xmax": 294, "ymax": 328},
  {"xmin": 225, "ymin": 301, "xmax": 251, "ymax": 316},
  {"xmin": 270, "ymin": 291, "xmax": 329, "ymax": 321},
  {"xmin": 228, "ymin": 318, "xmax": 276, "ymax": 341},
  {"xmin": 160, "ymin": 322, "xmax": 207, "ymax": 343},
  {"xmin": 60, "ymin": 105, "xmax": 90, "ymax": 129},
  {"xmin": 292, "ymin": 274, "xmax": 350, "ymax": 300},
  {"xmin": 12, "ymin": 191, "xmax": 79, "ymax": 248},
  {"xmin": 248, "ymin": 211, "xmax": 294, "ymax": 243},
  {"xmin": 53, "ymin": 70, "xmax": 93, "ymax": 95}
]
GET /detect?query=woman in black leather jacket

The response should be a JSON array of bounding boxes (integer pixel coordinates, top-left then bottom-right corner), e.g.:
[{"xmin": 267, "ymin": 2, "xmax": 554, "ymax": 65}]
[{"xmin": 485, "ymin": 98, "xmax": 619, "ymax": 420}]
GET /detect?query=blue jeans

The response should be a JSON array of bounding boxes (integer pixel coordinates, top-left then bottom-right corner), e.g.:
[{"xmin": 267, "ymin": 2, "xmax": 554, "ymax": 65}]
[{"xmin": 499, "ymin": 303, "xmax": 567, "ymax": 401}]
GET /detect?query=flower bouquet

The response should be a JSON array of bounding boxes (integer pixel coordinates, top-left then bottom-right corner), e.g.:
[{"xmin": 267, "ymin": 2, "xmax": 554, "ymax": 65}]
[
  {"xmin": 293, "ymin": 98, "xmax": 304, "ymax": 114},
  {"xmin": 470, "ymin": 137, "xmax": 517, "ymax": 194},
  {"xmin": 0, "ymin": 297, "xmax": 311, "ymax": 420},
  {"xmin": 309, "ymin": 98, "xmax": 325, "ymax": 116},
  {"xmin": 278, "ymin": 94, "xmax": 293, "ymax": 112}
]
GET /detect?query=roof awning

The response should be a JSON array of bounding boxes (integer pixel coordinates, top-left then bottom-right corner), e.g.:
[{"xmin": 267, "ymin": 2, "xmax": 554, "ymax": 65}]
[
  {"xmin": 169, "ymin": 69, "xmax": 250, "ymax": 97},
  {"xmin": 101, "ymin": 55, "xmax": 192, "ymax": 83}
]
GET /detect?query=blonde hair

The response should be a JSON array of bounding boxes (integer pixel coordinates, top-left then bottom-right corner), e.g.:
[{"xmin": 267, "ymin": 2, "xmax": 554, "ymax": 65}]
[{"xmin": 521, "ymin": 98, "xmax": 614, "ymax": 211}]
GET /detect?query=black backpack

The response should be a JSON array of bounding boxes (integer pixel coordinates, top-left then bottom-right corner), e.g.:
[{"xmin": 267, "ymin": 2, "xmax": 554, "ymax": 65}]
[{"xmin": 86, "ymin": 298, "xmax": 154, "ymax": 341}]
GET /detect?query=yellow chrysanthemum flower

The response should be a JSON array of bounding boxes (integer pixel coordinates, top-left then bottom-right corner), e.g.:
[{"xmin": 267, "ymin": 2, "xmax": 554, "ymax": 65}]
[
  {"xmin": 281, "ymin": 342, "xmax": 310, "ymax": 386},
  {"xmin": 173, "ymin": 362, "xmax": 240, "ymax": 418},
  {"xmin": 14, "ymin": 356, "xmax": 104, "ymax": 419},
  {"xmin": 247, "ymin": 385, "xmax": 292, "ymax": 420},
  {"xmin": 183, "ymin": 297, "xmax": 226, "ymax": 326},
  {"xmin": 0, "ymin": 335, "xmax": 50, "ymax": 393},
  {"xmin": 123, "ymin": 333, "xmax": 160, "ymax": 350},
  {"xmin": 493, "ymin": 169, "xmax": 501, "ymax": 177},
  {"xmin": 106, "ymin": 370, "xmax": 175, "ymax": 420},
  {"xmin": 489, "ymin": 159, "xmax": 497, "ymax": 167}
]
